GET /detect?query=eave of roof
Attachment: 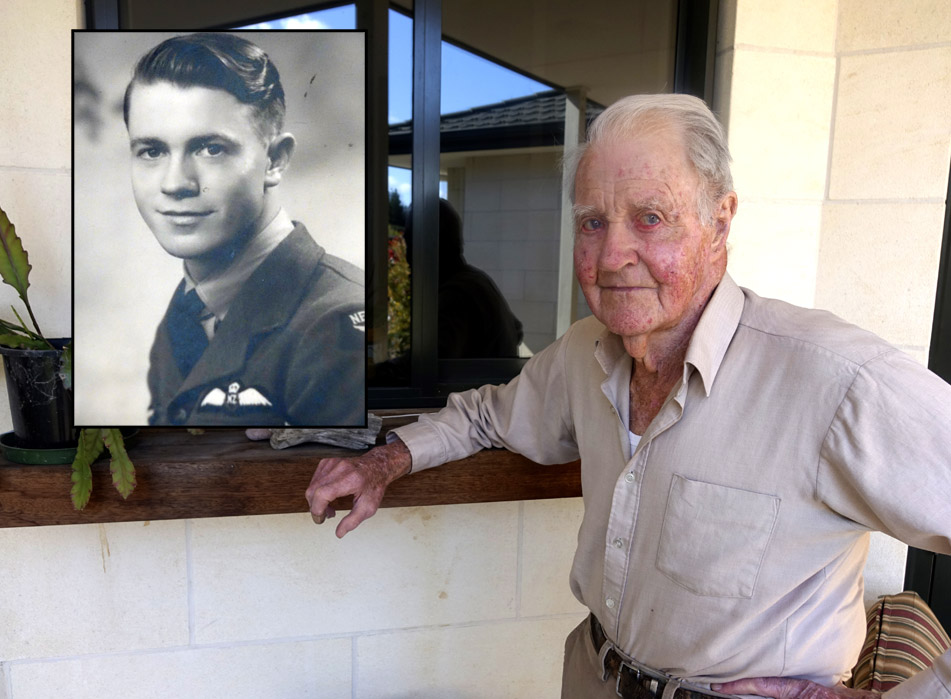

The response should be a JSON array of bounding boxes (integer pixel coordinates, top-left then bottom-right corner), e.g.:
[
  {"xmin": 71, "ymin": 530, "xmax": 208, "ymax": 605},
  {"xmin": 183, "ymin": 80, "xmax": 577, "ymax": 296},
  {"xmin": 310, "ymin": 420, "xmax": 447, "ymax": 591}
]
[{"xmin": 388, "ymin": 89, "xmax": 604, "ymax": 155}]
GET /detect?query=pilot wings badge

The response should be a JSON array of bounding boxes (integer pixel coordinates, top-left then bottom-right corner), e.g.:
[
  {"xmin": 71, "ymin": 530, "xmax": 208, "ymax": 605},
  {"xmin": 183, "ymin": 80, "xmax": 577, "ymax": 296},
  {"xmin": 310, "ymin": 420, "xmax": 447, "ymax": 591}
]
[{"xmin": 200, "ymin": 382, "xmax": 273, "ymax": 411}]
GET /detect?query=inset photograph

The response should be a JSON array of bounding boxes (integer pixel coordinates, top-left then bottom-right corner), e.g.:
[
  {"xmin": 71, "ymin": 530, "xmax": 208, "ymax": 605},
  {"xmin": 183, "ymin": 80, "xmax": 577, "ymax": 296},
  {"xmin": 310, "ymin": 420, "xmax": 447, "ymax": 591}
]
[{"xmin": 73, "ymin": 30, "xmax": 366, "ymax": 427}]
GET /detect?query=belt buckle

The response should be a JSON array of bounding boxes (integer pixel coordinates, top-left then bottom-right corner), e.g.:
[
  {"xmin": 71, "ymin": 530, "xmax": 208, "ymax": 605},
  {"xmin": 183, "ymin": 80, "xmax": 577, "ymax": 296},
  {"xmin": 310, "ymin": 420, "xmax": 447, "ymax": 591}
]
[{"xmin": 616, "ymin": 661, "xmax": 661, "ymax": 697}]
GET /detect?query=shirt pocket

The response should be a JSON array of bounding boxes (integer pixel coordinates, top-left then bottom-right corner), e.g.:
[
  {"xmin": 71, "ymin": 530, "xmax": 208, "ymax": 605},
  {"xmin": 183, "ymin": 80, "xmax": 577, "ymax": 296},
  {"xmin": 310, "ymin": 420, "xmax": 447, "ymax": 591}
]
[{"xmin": 655, "ymin": 474, "xmax": 781, "ymax": 598}]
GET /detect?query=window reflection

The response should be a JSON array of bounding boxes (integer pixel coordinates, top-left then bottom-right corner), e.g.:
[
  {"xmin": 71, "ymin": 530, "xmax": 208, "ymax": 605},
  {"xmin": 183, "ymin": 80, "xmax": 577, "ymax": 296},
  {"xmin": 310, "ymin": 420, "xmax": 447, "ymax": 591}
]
[
  {"xmin": 380, "ymin": 7, "xmax": 554, "ymax": 382},
  {"xmin": 432, "ymin": 199, "xmax": 525, "ymax": 358},
  {"xmin": 436, "ymin": 92, "xmax": 578, "ymax": 356}
]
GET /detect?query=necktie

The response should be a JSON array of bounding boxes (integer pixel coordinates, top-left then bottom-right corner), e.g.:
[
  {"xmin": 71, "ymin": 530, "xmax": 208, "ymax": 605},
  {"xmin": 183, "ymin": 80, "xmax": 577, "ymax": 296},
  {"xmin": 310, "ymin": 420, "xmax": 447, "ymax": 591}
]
[{"xmin": 167, "ymin": 283, "xmax": 209, "ymax": 377}]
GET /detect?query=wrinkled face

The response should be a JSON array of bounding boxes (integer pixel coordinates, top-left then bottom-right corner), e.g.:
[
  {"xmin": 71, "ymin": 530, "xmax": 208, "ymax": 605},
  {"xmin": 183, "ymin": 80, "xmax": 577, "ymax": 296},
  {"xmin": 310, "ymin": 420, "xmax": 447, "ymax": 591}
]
[
  {"xmin": 127, "ymin": 82, "xmax": 274, "ymax": 268},
  {"xmin": 572, "ymin": 130, "xmax": 726, "ymax": 340}
]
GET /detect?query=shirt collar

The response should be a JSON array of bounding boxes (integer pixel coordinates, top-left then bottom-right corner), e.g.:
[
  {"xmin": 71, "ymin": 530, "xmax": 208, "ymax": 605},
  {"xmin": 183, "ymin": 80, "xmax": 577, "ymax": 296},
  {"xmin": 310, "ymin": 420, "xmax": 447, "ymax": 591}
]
[
  {"xmin": 592, "ymin": 272, "xmax": 745, "ymax": 397},
  {"xmin": 683, "ymin": 272, "xmax": 745, "ymax": 396},
  {"xmin": 184, "ymin": 208, "xmax": 295, "ymax": 322}
]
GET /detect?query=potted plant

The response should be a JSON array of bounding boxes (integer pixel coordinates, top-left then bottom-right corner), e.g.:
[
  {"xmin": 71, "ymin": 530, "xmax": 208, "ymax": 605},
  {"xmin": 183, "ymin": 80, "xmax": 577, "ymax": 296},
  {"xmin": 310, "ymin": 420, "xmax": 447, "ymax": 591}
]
[{"xmin": 0, "ymin": 203, "xmax": 135, "ymax": 509}]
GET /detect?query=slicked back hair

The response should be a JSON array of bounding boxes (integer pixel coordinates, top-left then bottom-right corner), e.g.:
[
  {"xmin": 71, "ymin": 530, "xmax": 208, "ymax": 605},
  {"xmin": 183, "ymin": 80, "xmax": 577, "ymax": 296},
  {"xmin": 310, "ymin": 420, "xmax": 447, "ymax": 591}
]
[{"xmin": 123, "ymin": 32, "xmax": 286, "ymax": 141}]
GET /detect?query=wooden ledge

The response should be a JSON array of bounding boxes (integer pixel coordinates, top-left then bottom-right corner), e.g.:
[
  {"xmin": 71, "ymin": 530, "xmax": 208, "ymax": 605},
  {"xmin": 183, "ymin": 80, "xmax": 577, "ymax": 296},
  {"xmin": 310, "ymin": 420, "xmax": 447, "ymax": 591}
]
[{"xmin": 0, "ymin": 412, "xmax": 581, "ymax": 528}]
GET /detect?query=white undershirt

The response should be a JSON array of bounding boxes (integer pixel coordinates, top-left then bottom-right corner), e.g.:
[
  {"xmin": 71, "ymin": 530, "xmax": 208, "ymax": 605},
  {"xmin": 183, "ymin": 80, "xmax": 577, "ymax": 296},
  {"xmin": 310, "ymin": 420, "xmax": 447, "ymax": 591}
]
[{"xmin": 628, "ymin": 431, "xmax": 641, "ymax": 458}]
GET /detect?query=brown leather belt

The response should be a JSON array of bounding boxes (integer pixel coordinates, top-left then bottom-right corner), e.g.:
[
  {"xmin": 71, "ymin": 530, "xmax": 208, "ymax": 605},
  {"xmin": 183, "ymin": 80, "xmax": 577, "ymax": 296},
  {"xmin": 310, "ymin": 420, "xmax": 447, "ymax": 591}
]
[{"xmin": 589, "ymin": 615, "xmax": 735, "ymax": 699}]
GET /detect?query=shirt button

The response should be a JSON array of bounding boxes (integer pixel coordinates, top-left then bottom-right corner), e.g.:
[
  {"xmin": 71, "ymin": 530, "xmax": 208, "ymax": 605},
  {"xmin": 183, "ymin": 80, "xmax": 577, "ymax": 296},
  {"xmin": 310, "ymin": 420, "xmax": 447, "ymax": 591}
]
[
  {"xmin": 605, "ymin": 597, "xmax": 616, "ymax": 609},
  {"xmin": 613, "ymin": 538, "xmax": 624, "ymax": 549},
  {"xmin": 625, "ymin": 472, "xmax": 635, "ymax": 483}
]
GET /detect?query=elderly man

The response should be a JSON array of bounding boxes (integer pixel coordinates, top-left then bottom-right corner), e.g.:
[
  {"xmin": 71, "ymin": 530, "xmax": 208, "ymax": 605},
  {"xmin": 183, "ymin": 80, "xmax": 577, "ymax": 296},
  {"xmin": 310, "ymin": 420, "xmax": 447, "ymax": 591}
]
[{"xmin": 306, "ymin": 95, "xmax": 951, "ymax": 698}]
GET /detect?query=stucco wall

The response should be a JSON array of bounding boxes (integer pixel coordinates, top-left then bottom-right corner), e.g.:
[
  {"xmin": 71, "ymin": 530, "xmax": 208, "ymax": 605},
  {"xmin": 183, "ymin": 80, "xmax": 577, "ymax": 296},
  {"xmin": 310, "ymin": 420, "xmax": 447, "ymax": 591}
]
[
  {"xmin": 0, "ymin": 505, "xmax": 586, "ymax": 698},
  {"xmin": 716, "ymin": 0, "xmax": 951, "ymax": 606}
]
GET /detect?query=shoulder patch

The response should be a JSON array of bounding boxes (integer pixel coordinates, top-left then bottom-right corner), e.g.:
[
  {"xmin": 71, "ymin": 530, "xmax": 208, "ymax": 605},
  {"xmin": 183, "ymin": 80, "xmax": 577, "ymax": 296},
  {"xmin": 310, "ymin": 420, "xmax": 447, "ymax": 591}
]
[{"xmin": 349, "ymin": 310, "xmax": 366, "ymax": 332}]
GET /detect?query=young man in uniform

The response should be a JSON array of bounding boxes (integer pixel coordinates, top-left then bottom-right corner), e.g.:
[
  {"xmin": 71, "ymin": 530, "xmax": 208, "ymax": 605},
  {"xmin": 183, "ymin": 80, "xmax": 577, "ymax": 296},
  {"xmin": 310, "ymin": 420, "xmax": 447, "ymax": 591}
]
[{"xmin": 123, "ymin": 33, "xmax": 365, "ymax": 427}]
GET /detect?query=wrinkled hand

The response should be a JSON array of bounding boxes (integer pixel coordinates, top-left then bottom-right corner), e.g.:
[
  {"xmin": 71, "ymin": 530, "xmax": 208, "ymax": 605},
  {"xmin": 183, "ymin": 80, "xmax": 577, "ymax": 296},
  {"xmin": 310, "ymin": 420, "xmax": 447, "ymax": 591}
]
[
  {"xmin": 712, "ymin": 677, "xmax": 879, "ymax": 698},
  {"xmin": 305, "ymin": 439, "xmax": 412, "ymax": 538}
]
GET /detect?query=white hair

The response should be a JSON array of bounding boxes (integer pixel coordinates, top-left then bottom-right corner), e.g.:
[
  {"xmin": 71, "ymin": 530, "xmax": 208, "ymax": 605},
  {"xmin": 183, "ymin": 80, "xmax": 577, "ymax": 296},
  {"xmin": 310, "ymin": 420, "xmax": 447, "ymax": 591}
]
[{"xmin": 563, "ymin": 94, "xmax": 734, "ymax": 224}]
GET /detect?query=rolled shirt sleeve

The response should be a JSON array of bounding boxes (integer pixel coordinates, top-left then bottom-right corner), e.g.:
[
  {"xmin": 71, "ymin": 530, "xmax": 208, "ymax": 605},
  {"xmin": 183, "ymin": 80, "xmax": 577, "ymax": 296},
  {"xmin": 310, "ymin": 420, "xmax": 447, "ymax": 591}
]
[{"xmin": 390, "ymin": 322, "xmax": 583, "ymax": 472}]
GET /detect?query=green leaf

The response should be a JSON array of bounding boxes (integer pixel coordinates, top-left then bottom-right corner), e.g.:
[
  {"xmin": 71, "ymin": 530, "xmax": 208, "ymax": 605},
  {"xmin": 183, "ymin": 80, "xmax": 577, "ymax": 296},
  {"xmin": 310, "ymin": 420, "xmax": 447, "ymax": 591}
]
[
  {"xmin": 0, "ymin": 205, "xmax": 33, "ymax": 307},
  {"xmin": 10, "ymin": 306, "xmax": 46, "ymax": 345},
  {"xmin": 0, "ymin": 333, "xmax": 49, "ymax": 349},
  {"xmin": 0, "ymin": 318, "xmax": 28, "ymax": 335},
  {"xmin": 103, "ymin": 429, "xmax": 136, "ymax": 499},
  {"xmin": 71, "ymin": 428, "xmax": 105, "ymax": 510}
]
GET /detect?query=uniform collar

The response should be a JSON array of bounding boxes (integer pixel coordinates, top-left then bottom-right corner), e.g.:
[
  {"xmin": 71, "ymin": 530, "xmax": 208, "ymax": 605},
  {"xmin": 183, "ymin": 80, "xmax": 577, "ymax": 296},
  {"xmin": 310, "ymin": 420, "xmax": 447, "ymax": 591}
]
[
  {"xmin": 174, "ymin": 223, "xmax": 325, "ymax": 396},
  {"xmin": 185, "ymin": 208, "xmax": 295, "ymax": 323}
]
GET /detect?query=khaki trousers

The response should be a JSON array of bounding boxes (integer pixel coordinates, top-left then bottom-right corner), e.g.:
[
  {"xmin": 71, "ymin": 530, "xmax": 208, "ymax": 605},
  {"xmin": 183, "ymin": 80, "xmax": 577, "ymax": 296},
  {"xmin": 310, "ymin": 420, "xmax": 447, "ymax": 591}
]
[{"xmin": 561, "ymin": 615, "xmax": 622, "ymax": 698}]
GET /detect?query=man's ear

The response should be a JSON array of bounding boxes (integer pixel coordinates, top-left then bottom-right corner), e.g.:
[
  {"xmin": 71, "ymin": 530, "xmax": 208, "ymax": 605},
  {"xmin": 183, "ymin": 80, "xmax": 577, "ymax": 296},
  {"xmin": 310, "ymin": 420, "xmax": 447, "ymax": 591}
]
[
  {"xmin": 264, "ymin": 133, "xmax": 296, "ymax": 188},
  {"xmin": 712, "ymin": 191, "xmax": 738, "ymax": 251}
]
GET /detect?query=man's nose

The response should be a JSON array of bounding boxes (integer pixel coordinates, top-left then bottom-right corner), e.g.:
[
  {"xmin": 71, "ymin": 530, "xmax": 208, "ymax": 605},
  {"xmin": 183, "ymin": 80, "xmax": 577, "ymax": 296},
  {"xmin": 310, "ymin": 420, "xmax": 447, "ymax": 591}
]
[
  {"xmin": 598, "ymin": 222, "xmax": 639, "ymax": 271},
  {"xmin": 160, "ymin": 154, "xmax": 199, "ymax": 198}
]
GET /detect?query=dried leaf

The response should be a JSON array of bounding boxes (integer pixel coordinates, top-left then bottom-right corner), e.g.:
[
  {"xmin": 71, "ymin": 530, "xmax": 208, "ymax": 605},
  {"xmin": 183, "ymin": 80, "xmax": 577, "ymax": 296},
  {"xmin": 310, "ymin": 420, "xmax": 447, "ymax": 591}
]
[
  {"xmin": 71, "ymin": 428, "xmax": 105, "ymax": 510},
  {"xmin": 103, "ymin": 428, "xmax": 136, "ymax": 499}
]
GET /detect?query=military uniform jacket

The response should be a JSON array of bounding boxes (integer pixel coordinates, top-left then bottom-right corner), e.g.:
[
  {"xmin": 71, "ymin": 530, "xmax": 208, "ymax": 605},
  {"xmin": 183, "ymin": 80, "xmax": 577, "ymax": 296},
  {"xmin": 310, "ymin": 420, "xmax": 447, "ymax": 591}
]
[{"xmin": 148, "ymin": 223, "xmax": 365, "ymax": 427}]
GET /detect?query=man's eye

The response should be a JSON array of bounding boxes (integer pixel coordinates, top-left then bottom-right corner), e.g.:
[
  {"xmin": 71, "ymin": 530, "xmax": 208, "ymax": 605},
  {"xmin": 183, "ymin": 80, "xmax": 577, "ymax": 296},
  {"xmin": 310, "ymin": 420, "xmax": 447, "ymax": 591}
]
[
  {"xmin": 198, "ymin": 143, "xmax": 226, "ymax": 157},
  {"xmin": 638, "ymin": 213, "xmax": 661, "ymax": 227},
  {"xmin": 136, "ymin": 147, "xmax": 163, "ymax": 160},
  {"xmin": 580, "ymin": 218, "xmax": 603, "ymax": 233}
]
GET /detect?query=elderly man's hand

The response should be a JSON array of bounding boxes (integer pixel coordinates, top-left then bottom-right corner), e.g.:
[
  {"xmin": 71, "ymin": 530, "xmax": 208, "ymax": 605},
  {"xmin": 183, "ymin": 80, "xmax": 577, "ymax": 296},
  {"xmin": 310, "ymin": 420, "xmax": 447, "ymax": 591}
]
[
  {"xmin": 305, "ymin": 439, "xmax": 413, "ymax": 538},
  {"xmin": 712, "ymin": 677, "xmax": 879, "ymax": 698}
]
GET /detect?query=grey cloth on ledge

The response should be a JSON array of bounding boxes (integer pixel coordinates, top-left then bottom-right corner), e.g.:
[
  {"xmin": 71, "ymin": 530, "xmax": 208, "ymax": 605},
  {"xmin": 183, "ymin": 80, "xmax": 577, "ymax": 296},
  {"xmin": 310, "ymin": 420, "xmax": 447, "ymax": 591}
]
[{"xmin": 267, "ymin": 413, "xmax": 383, "ymax": 450}]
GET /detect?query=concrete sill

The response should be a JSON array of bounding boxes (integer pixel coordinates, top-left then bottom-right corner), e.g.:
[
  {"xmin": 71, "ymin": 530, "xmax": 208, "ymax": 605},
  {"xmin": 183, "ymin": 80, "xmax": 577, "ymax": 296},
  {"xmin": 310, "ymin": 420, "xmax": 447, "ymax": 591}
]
[{"xmin": 0, "ymin": 411, "xmax": 581, "ymax": 528}]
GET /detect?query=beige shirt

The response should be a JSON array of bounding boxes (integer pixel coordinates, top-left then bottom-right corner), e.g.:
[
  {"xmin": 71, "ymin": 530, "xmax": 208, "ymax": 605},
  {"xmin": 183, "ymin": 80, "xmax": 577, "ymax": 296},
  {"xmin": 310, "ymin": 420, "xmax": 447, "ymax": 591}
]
[{"xmin": 392, "ymin": 274, "xmax": 951, "ymax": 696}]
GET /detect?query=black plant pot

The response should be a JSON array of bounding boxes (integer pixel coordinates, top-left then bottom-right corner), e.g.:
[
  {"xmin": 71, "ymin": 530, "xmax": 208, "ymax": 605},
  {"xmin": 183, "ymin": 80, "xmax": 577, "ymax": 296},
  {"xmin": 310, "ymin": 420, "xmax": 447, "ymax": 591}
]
[{"xmin": 0, "ymin": 338, "xmax": 74, "ymax": 449}]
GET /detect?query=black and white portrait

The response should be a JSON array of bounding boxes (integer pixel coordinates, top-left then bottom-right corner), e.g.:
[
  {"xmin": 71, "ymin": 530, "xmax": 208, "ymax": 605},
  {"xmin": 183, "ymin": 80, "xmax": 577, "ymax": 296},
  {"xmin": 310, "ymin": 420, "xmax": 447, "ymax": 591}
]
[{"xmin": 73, "ymin": 31, "xmax": 366, "ymax": 428}]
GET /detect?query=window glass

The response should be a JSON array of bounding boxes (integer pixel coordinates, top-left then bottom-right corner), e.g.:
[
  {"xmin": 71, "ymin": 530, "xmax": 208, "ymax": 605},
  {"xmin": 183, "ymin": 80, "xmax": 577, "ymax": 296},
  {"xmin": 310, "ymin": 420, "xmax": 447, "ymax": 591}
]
[
  {"xmin": 376, "ymin": 8, "xmax": 554, "ymax": 386},
  {"xmin": 436, "ymin": 41, "xmax": 553, "ymax": 361},
  {"xmin": 239, "ymin": 5, "xmax": 355, "ymax": 29}
]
